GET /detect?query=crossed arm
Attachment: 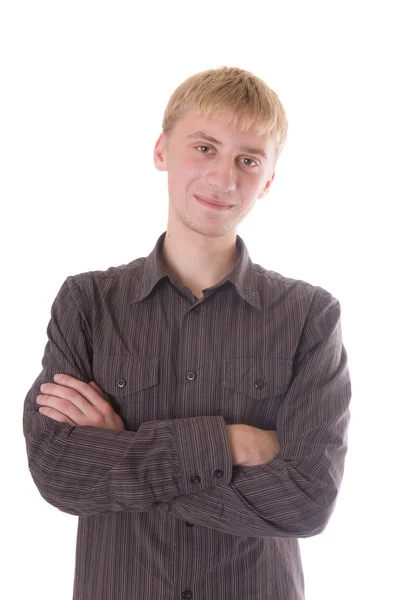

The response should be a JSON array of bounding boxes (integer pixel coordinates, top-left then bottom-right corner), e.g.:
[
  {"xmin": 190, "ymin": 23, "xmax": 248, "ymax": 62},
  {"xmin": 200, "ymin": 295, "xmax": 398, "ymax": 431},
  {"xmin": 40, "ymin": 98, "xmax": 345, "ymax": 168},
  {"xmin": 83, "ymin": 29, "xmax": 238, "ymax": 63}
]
[
  {"xmin": 24, "ymin": 277, "xmax": 351, "ymax": 539},
  {"xmin": 36, "ymin": 374, "xmax": 281, "ymax": 468}
]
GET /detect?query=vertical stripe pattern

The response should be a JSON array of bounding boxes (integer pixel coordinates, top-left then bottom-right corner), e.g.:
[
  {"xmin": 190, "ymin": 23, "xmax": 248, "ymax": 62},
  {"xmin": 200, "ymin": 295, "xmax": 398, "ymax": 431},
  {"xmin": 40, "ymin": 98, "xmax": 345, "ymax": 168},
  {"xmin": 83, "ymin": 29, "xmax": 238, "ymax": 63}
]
[{"xmin": 23, "ymin": 231, "xmax": 351, "ymax": 599}]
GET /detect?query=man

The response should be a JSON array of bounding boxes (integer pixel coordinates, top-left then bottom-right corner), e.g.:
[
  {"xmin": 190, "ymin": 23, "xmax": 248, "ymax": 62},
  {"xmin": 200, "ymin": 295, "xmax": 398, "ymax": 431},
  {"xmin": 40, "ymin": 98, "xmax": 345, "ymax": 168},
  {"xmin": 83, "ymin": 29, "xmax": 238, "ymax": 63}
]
[{"xmin": 23, "ymin": 66, "xmax": 351, "ymax": 600}]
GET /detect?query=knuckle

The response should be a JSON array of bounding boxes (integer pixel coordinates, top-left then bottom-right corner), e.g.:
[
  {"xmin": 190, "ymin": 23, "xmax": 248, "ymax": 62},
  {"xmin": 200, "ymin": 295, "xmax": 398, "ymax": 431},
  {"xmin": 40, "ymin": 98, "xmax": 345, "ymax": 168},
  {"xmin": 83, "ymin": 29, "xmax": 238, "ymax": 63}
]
[
  {"xmin": 69, "ymin": 389, "xmax": 81, "ymax": 402},
  {"xmin": 56, "ymin": 398, "xmax": 67, "ymax": 412},
  {"xmin": 102, "ymin": 403, "xmax": 113, "ymax": 417},
  {"xmin": 58, "ymin": 398, "xmax": 71, "ymax": 412},
  {"xmin": 93, "ymin": 413, "xmax": 104, "ymax": 427}
]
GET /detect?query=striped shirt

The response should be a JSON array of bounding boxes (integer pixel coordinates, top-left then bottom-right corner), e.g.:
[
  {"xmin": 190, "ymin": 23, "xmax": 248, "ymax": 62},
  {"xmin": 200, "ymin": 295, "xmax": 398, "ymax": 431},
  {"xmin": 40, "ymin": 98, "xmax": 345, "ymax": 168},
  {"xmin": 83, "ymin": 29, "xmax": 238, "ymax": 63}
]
[{"xmin": 23, "ymin": 231, "xmax": 351, "ymax": 600}]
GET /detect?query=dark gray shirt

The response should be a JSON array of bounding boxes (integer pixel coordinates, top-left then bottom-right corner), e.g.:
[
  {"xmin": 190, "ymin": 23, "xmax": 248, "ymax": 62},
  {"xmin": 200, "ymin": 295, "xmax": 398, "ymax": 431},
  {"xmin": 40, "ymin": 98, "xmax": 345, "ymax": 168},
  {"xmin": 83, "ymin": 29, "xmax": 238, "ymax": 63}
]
[{"xmin": 23, "ymin": 231, "xmax": 351, "ymax": 600}]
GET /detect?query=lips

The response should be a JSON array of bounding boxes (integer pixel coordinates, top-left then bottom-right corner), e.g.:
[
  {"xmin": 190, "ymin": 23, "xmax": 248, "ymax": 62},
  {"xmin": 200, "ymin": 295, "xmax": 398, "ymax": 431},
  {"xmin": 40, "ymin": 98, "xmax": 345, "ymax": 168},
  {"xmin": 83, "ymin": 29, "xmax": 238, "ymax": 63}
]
[{"xmin": 194, "ymin": 195, "xmax": 232, "ymax": 209}]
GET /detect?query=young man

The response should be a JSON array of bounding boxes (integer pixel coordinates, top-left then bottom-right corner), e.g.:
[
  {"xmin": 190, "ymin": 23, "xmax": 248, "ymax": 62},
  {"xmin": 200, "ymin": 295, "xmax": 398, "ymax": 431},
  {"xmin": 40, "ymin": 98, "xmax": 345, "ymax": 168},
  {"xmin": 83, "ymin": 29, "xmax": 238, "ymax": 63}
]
[{"xmin": 23, "ymin": 66, "xmax": 351, "ymax": 600}]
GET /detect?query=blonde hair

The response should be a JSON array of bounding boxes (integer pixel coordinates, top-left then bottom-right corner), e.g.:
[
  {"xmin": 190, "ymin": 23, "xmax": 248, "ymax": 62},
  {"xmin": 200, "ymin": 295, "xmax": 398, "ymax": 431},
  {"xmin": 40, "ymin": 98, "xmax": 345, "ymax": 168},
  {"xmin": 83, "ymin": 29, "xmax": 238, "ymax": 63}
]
[{"xmin": 162, "ymin": 66, "xmax": 288, "ymax": 163}]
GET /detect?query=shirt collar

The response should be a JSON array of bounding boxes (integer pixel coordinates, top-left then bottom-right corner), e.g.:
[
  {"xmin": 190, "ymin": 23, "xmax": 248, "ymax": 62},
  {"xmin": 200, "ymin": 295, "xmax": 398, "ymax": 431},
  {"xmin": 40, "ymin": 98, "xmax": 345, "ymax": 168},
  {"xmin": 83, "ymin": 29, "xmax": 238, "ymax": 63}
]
[{"xmin": 131, "ymin": 231, "xmax": 262, "ymax": 310}]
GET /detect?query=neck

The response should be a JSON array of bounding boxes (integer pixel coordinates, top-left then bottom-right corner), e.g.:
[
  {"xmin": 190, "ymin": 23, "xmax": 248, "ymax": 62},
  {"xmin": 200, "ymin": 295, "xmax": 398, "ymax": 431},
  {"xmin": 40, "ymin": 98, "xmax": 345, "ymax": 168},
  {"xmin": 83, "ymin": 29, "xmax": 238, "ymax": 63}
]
[{"xmin": 161, "ymin": 224, "xmax": 239, "ymax": 300}]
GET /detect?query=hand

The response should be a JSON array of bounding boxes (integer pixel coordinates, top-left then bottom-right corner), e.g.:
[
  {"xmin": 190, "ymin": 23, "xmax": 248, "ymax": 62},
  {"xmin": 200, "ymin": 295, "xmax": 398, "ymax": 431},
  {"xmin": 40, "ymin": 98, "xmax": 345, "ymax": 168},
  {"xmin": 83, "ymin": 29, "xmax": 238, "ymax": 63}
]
[
  {"xmin": 226, "ymin": 424, "xmax": 280, "ymax": 466},
  {"xmin": 36, "ymin": 373, "xmax": 125, "ymax": 431}
]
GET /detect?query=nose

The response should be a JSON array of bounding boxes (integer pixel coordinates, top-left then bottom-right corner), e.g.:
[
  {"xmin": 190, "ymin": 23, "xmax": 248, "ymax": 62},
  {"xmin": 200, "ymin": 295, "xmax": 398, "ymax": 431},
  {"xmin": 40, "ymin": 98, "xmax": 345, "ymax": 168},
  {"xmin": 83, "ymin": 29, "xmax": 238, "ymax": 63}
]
[{"xmin": 204, "ymin": 157, "xmax": 237, "ymax": 193}]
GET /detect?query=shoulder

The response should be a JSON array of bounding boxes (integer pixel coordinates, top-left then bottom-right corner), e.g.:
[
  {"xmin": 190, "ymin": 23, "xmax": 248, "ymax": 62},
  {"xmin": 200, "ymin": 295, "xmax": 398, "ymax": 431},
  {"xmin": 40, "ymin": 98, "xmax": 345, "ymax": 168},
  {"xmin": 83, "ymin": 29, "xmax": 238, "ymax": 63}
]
[
  {"xmin": 252, "ymin": 262, "xmax": 339, "ymax": 317},
  {"xmin": 63, "ymin": 256, "xmax": 146, "ymax": 304}
]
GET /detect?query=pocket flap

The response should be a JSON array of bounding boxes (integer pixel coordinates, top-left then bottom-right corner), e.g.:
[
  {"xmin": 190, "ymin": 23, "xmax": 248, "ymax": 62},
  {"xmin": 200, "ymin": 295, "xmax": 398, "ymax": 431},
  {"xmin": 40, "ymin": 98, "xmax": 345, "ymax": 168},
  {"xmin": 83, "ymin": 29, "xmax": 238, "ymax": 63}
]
[
  {"xmin": 93, "ymin": 354, "xmax": 160, "ymax": 399},
  {"xmin": 222, "ymin": 358, "xmax": 293, "ymax": 400}
]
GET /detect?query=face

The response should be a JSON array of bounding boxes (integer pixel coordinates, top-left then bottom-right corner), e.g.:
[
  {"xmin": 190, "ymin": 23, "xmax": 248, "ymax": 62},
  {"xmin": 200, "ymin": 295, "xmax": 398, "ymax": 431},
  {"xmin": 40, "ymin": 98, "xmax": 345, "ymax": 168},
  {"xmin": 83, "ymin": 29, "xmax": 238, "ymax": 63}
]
[{"xmin": 154, "ymin": 110, "xmax": 276, "ymax": 239}]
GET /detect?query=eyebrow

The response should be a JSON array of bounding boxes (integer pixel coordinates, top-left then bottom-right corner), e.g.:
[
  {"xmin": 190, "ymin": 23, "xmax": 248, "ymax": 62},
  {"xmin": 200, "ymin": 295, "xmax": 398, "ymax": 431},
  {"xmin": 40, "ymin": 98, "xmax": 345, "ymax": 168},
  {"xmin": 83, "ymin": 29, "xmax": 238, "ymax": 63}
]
[{"xmin": 186, "ymin": 130, "xmax": 268, "ymax": 160}]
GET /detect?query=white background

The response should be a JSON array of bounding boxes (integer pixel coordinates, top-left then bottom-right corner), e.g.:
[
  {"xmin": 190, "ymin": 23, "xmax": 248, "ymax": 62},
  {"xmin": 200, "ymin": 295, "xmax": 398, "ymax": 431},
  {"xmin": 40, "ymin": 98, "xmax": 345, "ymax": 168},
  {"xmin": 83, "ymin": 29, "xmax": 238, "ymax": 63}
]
[{"xmin": 1, "ymin": 1, "xmax": 399, "ymax": 598}]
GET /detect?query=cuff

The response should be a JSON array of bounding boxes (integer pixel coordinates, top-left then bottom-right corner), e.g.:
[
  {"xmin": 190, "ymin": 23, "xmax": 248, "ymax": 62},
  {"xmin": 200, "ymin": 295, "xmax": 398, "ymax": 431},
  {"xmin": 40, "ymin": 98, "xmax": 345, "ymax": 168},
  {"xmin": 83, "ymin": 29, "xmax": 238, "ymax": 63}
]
[{"xmin": 173, "ymin": 416, "xmax": 232, "ymax": 495}]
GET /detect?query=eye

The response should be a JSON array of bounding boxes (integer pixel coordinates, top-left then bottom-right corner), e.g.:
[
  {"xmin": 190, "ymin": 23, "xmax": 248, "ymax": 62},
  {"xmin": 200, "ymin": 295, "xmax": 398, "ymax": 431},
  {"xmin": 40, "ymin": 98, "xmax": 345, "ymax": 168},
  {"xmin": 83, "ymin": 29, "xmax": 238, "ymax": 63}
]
[
  {"xmin": 195, "ymin": 145, "xmax": 213, "ymax": 154},
  {"xmin": 194, "ymin": 145, "xmax": 259, "ymax": 168},
  {"xmin": 240, "ymin": 158, "xmax": 258, "ymax": 168}
]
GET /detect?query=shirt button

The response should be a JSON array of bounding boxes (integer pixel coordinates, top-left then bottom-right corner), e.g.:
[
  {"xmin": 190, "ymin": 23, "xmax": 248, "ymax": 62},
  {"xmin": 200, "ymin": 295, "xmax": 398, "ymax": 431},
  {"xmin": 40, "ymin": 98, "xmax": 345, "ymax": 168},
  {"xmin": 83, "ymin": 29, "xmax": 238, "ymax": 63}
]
[
  {"xmin": 185, "ymin": 521, "xmax": 194, "ymax": 527},
  {"xmin": 187, "ymin": 371, "xmax": 197, "ymax": 381},
  {"xmin": 193, "ymin": 306, "xmax": 201, "ymax": 315},
  {"xmin": 117, "ymin": 377, "xmax": 126, "ymax": 388},
  {"xmin": 191, "ymin": 475, "xmax": 201, "ymax": 484},
  {"xmin": 254, "ymin": 378, "xmax": 265, "ymax": 390},
  {"xmin": 213, "ymin": 469, "xmax": 224, "ymax": 479},
  {"xmin": 182, "ymin": 590, "xmax": 193, "ymax": 600}
]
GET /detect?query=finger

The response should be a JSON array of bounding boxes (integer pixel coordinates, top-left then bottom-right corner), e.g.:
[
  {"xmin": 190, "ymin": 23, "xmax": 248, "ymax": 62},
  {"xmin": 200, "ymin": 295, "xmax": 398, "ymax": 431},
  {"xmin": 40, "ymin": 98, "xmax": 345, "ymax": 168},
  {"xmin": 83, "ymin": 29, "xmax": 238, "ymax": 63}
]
[
  {"xmin": 39, "ymin": 384, "xmax": 90, "ymax": 415},
  {"xmin": 88, "ymin": 381, "xmax": 110, "ymax": 402},
  {"xmin": 38, "ymin": 406, "xmax": 76, "ymax": 427},
  {"xmin": 53, "ymin": 374, "xmax": 110, "ymax": 410},
  {"xmin": 40, "ymin": 381, "xmax": 103, "ymax": 415},
  {"xmin": 37, "ymin": 394, "xmax": 88, "ymax": 424}
]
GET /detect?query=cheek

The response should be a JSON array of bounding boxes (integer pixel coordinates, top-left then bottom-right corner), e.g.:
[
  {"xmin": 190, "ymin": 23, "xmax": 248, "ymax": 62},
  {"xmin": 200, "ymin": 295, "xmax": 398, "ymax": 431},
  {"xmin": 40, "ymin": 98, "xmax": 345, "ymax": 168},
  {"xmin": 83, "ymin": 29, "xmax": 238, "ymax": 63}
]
[
  {"xmin": 244, "ymin": 177, "xmax": 265, "ymax": 198},
  {"xmin": 168, "ymin": 156, "xmax": 202, "ymax": 192}
]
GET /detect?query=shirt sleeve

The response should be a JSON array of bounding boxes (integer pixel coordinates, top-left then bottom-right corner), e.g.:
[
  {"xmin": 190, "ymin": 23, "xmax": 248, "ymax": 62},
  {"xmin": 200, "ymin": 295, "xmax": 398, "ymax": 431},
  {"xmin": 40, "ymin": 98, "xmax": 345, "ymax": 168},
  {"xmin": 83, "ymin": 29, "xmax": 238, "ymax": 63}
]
[
  {"xmin": 162, "ymin": 288, "xmax": 351, "ymax": 538},
  {"xmin": 23, "ymin": 276, "xmax": 232, "ymax": 517}
]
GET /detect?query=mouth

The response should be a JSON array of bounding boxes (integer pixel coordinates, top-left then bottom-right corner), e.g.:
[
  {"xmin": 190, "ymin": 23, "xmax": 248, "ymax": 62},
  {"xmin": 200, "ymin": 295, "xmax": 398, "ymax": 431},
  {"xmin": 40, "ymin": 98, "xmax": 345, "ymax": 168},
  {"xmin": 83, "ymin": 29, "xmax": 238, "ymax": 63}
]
[{"xmin": 194, "ymin": 195, "xmax": 233, "ymax": 211}]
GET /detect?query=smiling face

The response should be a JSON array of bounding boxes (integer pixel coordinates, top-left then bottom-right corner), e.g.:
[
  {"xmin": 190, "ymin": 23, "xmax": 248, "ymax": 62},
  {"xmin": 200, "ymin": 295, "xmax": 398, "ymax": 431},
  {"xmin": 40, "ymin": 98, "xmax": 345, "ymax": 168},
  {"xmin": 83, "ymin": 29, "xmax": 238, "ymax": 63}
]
[{"xmin": 154, "ymin": 111, "xmax": 276, "ymax": 239}]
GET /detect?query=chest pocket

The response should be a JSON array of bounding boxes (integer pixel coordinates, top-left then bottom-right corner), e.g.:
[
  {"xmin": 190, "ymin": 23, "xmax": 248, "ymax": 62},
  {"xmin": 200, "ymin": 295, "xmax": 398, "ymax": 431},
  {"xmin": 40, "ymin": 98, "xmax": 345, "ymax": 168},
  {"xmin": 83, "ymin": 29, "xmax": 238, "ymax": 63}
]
[
  {"xmin": 222, "ymin": 358, "xmax": 293, "ymax": 398},
  {"xmin": 92, "ymin": 354, "xmax": 160, "ymax": 428},
  {"xmin": 221, "ymin": 358, "xmax": 293, "ymax": 427}
]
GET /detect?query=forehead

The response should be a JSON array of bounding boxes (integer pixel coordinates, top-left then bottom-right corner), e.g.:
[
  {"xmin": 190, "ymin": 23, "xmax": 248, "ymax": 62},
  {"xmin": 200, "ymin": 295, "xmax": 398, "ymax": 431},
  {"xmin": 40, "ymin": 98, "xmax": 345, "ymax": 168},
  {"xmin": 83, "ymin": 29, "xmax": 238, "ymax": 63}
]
[{"xmin": 176, "ymin": 110, "xmax": 264, "ymax": 139}]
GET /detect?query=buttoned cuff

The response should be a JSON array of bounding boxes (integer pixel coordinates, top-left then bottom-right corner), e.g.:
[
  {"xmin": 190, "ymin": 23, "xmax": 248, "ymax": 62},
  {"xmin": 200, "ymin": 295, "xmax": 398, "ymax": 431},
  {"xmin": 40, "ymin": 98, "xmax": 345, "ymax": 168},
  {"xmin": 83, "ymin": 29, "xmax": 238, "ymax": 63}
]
[{"xmin": 172, "ymin": 416, "xmax": 232, "ymax": 495}]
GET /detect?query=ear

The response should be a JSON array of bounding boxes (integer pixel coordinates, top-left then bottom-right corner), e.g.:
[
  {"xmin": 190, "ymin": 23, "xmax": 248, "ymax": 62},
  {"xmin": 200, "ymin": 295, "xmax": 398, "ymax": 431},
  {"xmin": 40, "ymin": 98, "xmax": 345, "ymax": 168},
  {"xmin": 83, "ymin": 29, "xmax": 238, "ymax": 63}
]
[
  {"xmin": 258, "ymin": 172, "xmax": 275, "ymax": 199},
  {"xmin": 154, "ymin": 132, "xmax": 168, "ymax": 172}
]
